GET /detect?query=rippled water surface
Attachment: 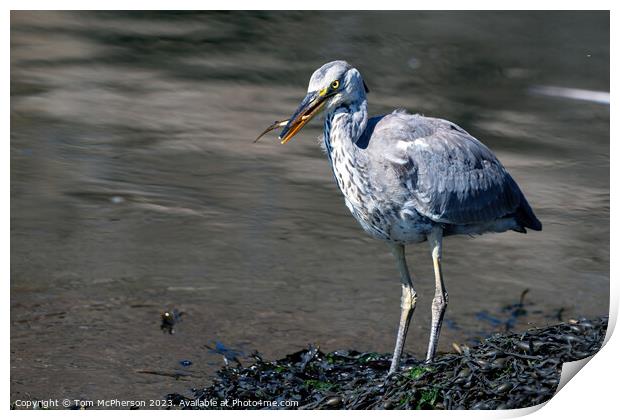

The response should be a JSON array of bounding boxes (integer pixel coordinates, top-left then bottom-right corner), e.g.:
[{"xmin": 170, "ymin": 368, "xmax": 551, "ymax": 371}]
[{"xmin": 11, "ymin": 11, "xmax": 609, "ymax": 403}]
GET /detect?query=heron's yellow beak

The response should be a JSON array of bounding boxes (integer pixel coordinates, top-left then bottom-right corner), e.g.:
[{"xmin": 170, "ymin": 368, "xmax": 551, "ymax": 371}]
[{"xmin": 278, "ymin": 88, "xmax": 330, "ymax": 144}]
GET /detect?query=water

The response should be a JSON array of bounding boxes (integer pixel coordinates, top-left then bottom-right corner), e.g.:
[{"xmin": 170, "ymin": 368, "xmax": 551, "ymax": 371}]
[{"xmin": 11, "ymin": 11, "xmax": 609, "ymax": 404}]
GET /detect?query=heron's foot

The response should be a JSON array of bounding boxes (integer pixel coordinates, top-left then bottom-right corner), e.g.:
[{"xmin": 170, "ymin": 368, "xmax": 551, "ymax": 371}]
[
  {"xmin": 388, "ymin": 352, "xmax": 406, "ymax": 376},
  {"xmin": 384, "ymin": 368, "xmax": 401, "ymax": 384},
  {"xmin": 387, "ymin": 365, "xmax": 398, "ymax": 375}
]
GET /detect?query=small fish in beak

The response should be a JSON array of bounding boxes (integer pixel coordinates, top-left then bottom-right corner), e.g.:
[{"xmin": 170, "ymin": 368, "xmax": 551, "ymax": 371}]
[
  {"xmin": 256, "ymin": 87, "xmax": 332, "ymax": 145},
  {"xmin": 254, "ymin": 119, "xmax": 289, "ymax": 143}
]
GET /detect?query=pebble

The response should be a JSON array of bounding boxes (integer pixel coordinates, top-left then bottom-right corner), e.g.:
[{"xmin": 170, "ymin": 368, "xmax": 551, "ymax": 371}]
[
  {"xmin": 490, "ymin": 358, "xmax": 507, "ymax": 370},
  {"xmin": 563, "ymin": 334, "xmax": 580, "ymax": 343},
  {"xmin": 515, "ymin": 341, "xmax": 531, "ymax": 352},
  {"xmin": 471, "ymin": 401, "xmax": 490, "ymax": 410},
  {"xmin": 495, "ymin": 382, "xmax": 512, "ymax": 394}
]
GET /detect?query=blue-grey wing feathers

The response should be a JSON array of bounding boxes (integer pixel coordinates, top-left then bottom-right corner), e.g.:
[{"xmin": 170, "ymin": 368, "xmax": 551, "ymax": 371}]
[{"xmin": 368, "ymin": 111, "xmax": 541, "ymax": 231}]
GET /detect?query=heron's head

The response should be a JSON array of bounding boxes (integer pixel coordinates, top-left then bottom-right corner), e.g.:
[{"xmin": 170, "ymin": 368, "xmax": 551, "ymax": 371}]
[{"xmin": 278, "ymin": 60, "xmax": 369, "ymax": 144}]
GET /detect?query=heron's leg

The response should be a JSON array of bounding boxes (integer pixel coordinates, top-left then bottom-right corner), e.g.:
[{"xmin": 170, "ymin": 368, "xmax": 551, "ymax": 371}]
[
  {"xmin": 388, "ymin": 243, "xmax": 418, "ymax": 375},
  {"xmin": 425, "ymin": 226, "xmax": 448, "ymax": 362}
]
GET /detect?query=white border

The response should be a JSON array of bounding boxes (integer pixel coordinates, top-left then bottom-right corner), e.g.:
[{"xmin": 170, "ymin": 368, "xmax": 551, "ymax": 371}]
[{"xmin": 2, "ymin": 0, "xmax": 617, "ymax": 10}]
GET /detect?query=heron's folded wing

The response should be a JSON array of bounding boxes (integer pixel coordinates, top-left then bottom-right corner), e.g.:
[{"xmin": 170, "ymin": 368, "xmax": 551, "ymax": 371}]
[{"xmin": 385, "ymin": 118, "xmax": 524, "ymax": 225}]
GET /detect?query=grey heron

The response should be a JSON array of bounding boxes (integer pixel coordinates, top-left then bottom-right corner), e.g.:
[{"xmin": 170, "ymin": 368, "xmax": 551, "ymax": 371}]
[{"xmin": 257, "ymin": 61, "xmax": 542, "ymax": 374}]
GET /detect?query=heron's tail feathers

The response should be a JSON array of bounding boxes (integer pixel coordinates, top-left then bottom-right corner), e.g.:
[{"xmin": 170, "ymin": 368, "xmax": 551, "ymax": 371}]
[{"xmin": 514, "ymin": 198, "xmax": 542, "ymax": 232}]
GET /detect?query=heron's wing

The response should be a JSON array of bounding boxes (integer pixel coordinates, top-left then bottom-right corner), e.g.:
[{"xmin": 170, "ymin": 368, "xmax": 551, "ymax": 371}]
[{"xmin": 373, "ymin": 112, "xmax": 525, "ymax": 225}]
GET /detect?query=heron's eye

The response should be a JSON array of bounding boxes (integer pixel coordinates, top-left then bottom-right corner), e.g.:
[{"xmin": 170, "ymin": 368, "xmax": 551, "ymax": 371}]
[{"xmin": 331, "ymin": 80, "xmax": 340, "ymax": 89}]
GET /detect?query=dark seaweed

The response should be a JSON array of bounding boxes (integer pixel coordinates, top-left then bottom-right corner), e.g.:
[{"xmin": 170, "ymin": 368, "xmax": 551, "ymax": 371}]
[{"xmin": 167, "ymin": 317, "xmax": 607, "ymax": 410}]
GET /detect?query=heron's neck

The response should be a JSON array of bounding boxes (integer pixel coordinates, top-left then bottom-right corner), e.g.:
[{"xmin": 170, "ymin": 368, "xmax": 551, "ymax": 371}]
[
  {"xmin": 323, "ymin": 99, "xmax": 368, "ymax": 158},
  {"xmin": 323, "ymin": 99, "xmax": 370, "ymax": 211}
]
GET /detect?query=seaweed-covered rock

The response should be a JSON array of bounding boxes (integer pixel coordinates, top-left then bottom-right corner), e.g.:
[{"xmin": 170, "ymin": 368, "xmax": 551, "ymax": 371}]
[{"xmin": 168, "ymin": 317, "xmax": 607, "ymax": 410}]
